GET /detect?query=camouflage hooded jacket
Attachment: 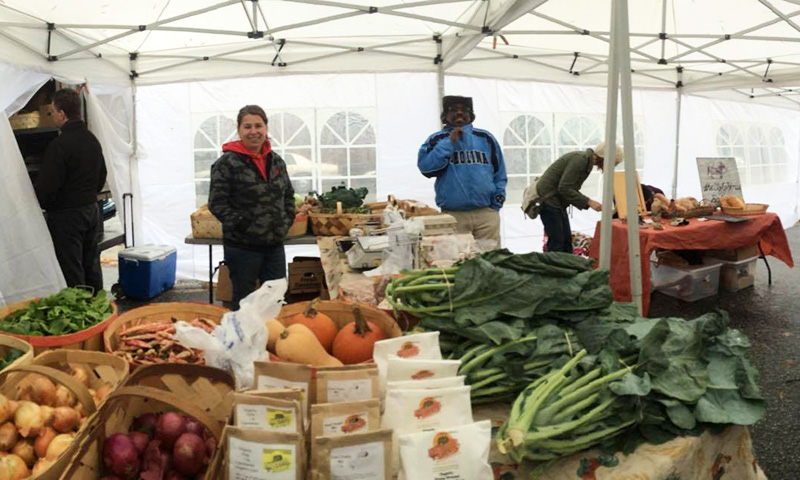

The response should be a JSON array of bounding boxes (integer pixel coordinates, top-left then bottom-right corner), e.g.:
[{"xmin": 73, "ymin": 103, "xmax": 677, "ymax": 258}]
[{"xmin": 208, "ymin": 148, "xmax": 295, "ymax": 250}]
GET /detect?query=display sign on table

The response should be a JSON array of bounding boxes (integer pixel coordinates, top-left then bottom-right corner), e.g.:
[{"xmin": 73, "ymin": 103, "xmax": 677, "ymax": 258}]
[{"xmin": 696, "ymin": 157, "xmax": 743, "ymax": 203}]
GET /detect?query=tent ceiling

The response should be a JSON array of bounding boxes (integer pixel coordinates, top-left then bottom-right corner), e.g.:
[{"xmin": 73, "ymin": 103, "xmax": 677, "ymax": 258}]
[{"xmin": 3, "ymin": 0, "xmax": 800, "ymax": 108}]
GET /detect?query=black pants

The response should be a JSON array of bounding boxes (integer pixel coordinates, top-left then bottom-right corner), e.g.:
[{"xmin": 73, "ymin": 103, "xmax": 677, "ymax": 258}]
[
  {"xmin": 224, "ymin": 244, "xmax": 286, "ymax": 310},
  {"xmin": 46, "ymin": 203, "xmax": 103, "ymax": 293},
  {"xmin": 540, "ymin": 204, "xmax": 573, "ymax": 254}
]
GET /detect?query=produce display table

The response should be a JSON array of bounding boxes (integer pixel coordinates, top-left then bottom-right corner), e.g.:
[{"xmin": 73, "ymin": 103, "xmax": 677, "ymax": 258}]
[
  {"xmin": 475, "ymin": 404, "xmax": 768, "ymax": 479},
  {"xmin": 588, "ymin": 213, "xmax": 794, "ymax": 315},
  {"xmin": 184, "ymin": 234, "xmax": 319, "ymax": 303}
]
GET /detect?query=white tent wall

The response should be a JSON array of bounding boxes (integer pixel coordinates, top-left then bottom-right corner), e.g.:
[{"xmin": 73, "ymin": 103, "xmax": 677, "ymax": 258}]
[
  {"xmin": 137, "ymin": 72, "xmax": 441, "ymax": 280},
  {"xmin": 678, "ymin": 95, "xmax": 800, "ymax": 227},
  {"xmin": 0, "ymin": 63, "xmax": 65, "ymax": 306},
  {"xmin": 136, "ymin": 72, "xmax": 800, "ymax": 280},
  {"xmin": 445, "ymin": 75, "xmax": 678, "ymax": 253},
  {"xmin": 85, "ymin": 84, "xmax": 145, "ymax": 249}
]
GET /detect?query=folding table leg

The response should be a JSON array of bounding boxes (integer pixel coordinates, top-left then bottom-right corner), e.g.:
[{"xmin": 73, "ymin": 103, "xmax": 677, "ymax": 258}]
[
  {"xmin": 758, "ymin": 243, "xmax": 772, "ymax": 285},
  {"xmin": 208, "ymin": 245, "xmax": 214, "ymax": 303}
]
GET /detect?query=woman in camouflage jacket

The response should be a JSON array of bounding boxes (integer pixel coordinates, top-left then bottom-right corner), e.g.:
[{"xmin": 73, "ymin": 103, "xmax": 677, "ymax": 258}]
[{"xmin": 209, "ymin": 105, "xmax": 295, "ymax": 309}]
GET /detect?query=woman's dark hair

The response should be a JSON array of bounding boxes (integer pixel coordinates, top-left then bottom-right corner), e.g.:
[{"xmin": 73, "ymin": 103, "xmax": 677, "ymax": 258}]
[
  {"xmin": 237, "ymin": 105, "xmax": 268, "ymax": 127},
  {"xmin": 52, "ymin": 89, "xmax": 82, "ymax": 120}
]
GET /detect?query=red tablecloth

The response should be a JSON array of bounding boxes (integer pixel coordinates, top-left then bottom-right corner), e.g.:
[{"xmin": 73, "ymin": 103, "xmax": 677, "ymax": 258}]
[{"xmin": 588, "ymin": 213, "xmax": 794, "ymax": 315}]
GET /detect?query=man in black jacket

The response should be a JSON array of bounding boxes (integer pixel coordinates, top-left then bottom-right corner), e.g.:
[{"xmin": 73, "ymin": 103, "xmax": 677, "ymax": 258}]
[{"xmin": 35, "ymin": 88, "xmax": 107, "ymax": 293}]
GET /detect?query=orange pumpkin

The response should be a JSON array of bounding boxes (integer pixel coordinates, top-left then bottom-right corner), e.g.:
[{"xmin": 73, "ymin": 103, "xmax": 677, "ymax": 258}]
[
  {"xmin": 286, "ymin": 298, "xmax": 339, "ymax": 352},
  {"xmin": 332, "ymin": 305, "xmax": 388, "ymax": 364}
]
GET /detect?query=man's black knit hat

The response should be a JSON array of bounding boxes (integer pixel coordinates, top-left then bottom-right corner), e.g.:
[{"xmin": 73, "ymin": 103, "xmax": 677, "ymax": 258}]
[{"xmin": 441, "ymin": 95, "xmax": 475, "ymax": 124}]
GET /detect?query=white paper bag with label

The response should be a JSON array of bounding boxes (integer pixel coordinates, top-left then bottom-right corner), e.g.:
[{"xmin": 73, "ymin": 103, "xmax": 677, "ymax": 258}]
[
  {"xmin": 373, "ymin": 332, "xmax": 442, "ymax": 398},
  {"xmin": 380, "ymin": 385, "xmax": 473, "ymax": 473},
  {"xmin": 385, "ymin": 357, "xmax": 461, "ymax": 383},
  {"xmin": 399, "ymin": 420, "xmax": 492, "ymax": 480}
]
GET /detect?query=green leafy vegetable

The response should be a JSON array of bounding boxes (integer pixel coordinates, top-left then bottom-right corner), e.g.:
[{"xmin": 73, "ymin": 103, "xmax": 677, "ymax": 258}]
[
  {"xmin": 0, "ymin": 288, "xmax": 112, "ymax": 336},
  {"xmin": 0, "ymin": 349, "xmax": 23, "ymax": 370},
  {"xmin": 311, "ymin": 184, "xmax": 370, "ymax": 213}
]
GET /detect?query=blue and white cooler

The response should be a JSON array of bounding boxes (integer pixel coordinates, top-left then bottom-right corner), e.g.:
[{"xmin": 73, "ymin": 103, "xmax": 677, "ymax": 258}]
[{"xmin": 118, "ymin": 245, "xmax": 177, "ymax": 300}]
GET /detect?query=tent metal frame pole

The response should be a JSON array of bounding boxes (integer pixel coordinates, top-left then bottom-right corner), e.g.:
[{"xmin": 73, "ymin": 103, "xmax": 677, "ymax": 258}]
[
  {"xmin": 240, "ymin": 0, "xmax": 256, "ymax": 31},
  {"xmin": 266, "ymin": 11, "xmax": 365, "ymax": 35},
  {"xmin": 671, "ymin": 87, "xmax": 683, "ymax": 199},
  {"xmin": 0, "ymin": 30, "xmax": 47, "ymax": 58},
  {"xmin": 660, "ymin": 0, "xmax": 667, "ymax": 60},
  {"xmin": 598, "ymin": 0, "xmax": 619, "ymax": 271},
  {"xmin": 616, "ymin": 0, "xmax": 644, "ymax": 314},
  {"xmin": 437, "ymin": 36, "xmax": 444, "ymax": 124},
  {"xmin": 758, "ymin": 0, "xmax": 800, "ymax": 34},
  {"xmin": 56, "ymin": 0, "xmax": 240, "ymax": 59},
  {"xmin": 667, "ymin": 9, "xmax": 800, "ymax": 62},
  {"xmin": 529, "ymin": 10, "xmax": 659, "ymax": 62}
]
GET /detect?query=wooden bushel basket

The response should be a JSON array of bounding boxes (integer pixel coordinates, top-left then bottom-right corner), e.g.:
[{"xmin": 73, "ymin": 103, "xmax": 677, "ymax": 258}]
[
  {"xmin": 60, "ymin": 386, "xmax": 227, "ymax": 479},
  {"xmin": 0, "ymin": 364, "xmax": 99, "ymax": 479},
  {"xmin": 0, "ymin": 298, "xmax": 119, "ymax": 355},
  {"xmin": 276, "ymin": 300, "xmax": 402, "ymax": 342},
  {"xmin": 0, "ymin": 333, "xmax": 33, "ymax": 374},
  {"xmin": 124, "ymin": 363, "xmax": 236, "ymax": 427},
  {"xmin": 104, "ymin": 302, "xmax": 229, "ymax": 370},
  {"xmin": 684, "ymin": 205, "xmax": 717, "ymax": 218},
  {"xmin": 32, "ymin": 350, "xmax": 130, "ymax": 407},
  {"xmin": 309, "ymin": 202, "xmax": 382, "ymax": 236},
  {"xmin": 722, "ymin": 203, "xmax": 769, "ymax": 216}
]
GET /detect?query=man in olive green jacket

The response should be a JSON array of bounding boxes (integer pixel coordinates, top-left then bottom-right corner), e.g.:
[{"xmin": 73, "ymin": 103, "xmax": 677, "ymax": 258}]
[{"xmin": 536, "ymin": 142, "xmax": 622, "ymax": 253}]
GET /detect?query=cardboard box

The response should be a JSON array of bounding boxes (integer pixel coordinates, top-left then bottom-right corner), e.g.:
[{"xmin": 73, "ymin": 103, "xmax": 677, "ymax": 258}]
[
  {"xmin": 707, "ymin": 244, "xmax": 758, "ymax": 262},
  {"xmin": 289, "ymin": 257, "xmax": 324, "ymax": 294},
  {"xmin": 216, "ymin": 264, "xmax": 233, "ymax": 302},
  {"xmin": 38, "ymin": 105, "xmax": 57, "ymax": 127}
]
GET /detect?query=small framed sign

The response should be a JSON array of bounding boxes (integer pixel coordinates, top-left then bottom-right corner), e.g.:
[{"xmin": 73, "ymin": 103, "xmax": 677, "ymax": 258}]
[{"xmin": 696, "ymin": 157, "xmax": 743, "ymax": 204}]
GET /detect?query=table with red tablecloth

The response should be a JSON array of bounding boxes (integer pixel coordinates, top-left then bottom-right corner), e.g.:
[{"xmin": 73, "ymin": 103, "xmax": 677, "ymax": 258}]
[{"xmin": 588, "ymin": 213, "xmax": 794, "ymax": 315}]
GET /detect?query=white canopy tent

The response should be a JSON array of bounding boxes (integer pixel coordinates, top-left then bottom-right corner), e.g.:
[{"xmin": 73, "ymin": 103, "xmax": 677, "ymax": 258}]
[{"xmin": 1, "ymin": 0, "xmax": 799, "ymax": 305}]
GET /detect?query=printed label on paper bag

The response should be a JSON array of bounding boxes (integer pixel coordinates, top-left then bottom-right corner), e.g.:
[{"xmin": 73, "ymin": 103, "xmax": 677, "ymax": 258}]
[
  {"xmin": 330, "ymin": 441, "xmax": 385, "ymax": 480},
  {"xmin": 429, "ymin": 432, "xmax": 464, "ymax": 479},
  {"xmin": 228, "ymin": 437, "xmax": 296, "ymax": 480},
  {"xmin": 396, "ymin": 341, "xmax": 420, "ymax": 358},
  {"xmin": 257, "ymin": 376, "xmax": 308, "ymax": 412},
  {"xmin": 236, "ymin": 404, "xmax": 296, "ymax": 432},
  {"xmin": 323, "ymin": 412, "xmax": 369, "ymax": 436},
  {"xmin": 327, "ymin": 379, "xmax": 373, "ymax": 402}
]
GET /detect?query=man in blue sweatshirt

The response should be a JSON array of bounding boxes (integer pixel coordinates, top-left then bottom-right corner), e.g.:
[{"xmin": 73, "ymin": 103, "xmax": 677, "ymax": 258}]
[{"xmin": 417, "ymin": 96, "xmax": 507, "ymax": 247}]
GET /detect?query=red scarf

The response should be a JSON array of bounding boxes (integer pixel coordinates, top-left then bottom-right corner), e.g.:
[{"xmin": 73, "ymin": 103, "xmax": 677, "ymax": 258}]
[{"xmin": 222, "ymin": 140, "xmax": 273, "ymax": 180}]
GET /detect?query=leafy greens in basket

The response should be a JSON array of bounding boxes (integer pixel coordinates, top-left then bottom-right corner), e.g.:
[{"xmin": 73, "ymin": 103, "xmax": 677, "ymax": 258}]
[{"xmin": 0, "ymin": 288, "xmax": 112, "ymax": 336}]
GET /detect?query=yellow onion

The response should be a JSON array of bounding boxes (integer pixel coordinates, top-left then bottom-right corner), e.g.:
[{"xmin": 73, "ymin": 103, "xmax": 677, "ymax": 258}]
[
  {"xmin": 10, "ymin": 441, "xmax": 33, "ymax": 468},
  {"xmin": 0, "ymin": 397, "xmax": 16, "ymax": 425},
  {"xmin": 0, "ymin": 454, "xmax": 29, "ymax": 480},
  {"xmin": 13, "ymin": 402, "xmax": 43, "ymax": 438},
  {"xmin": 45, "ymin": 433, "xmax": 73, "ymax": 461},
  {"xmin": 0, "ymin": 424, "xmax": 16, "ymax": 452}
]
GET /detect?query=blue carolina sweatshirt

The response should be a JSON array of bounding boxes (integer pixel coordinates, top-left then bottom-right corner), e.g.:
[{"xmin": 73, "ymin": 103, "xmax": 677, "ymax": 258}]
[{"xmin": 417, "ymin": 124, "xmax": 508, "ymax": 211}]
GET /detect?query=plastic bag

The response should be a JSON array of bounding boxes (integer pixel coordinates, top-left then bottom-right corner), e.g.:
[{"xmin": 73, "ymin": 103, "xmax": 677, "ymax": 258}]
[{"xmin": 174, "ymin": 278, "xmax": 286, "ymax": 390}]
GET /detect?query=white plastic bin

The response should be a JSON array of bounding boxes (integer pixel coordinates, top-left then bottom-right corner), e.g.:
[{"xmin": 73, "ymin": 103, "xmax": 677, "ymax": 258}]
[{"xmin": 651, "ymin": 261, "xmax": 722, "ymax": 302}]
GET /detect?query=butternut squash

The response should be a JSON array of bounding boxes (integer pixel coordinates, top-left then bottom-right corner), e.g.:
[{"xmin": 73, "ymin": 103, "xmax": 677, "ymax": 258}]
[
  {"xmin": 275, "ymin": 324, "xmax": 343, "ymax": 367},
  {"xmin": 285, "ymin": 299, "xmax": 339, "ymax": 352},
  {"xmin": 265, "ymin": 319, "xmax": 285, "ymax": 353}
]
